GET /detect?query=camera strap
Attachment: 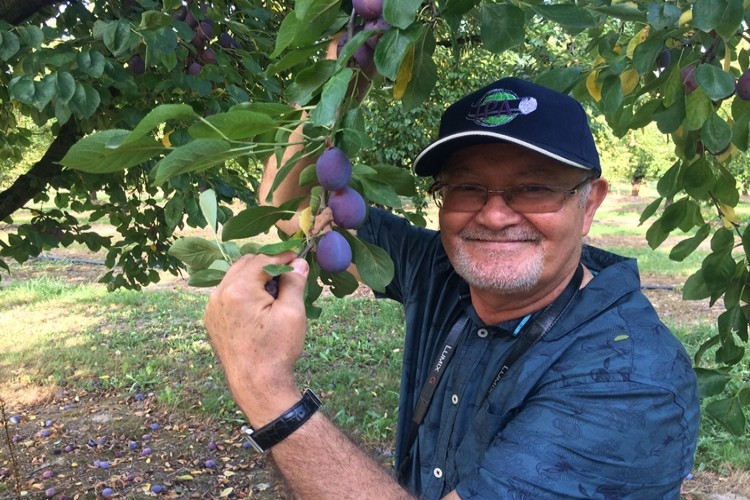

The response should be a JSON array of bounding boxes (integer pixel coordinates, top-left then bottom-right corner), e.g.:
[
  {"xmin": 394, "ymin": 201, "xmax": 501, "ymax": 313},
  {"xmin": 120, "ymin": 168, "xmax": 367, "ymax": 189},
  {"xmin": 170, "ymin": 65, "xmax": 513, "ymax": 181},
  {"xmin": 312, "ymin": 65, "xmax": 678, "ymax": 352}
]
[{"xmin": 396, "ymin": 263, "xmax": 584, "ymax": 486}]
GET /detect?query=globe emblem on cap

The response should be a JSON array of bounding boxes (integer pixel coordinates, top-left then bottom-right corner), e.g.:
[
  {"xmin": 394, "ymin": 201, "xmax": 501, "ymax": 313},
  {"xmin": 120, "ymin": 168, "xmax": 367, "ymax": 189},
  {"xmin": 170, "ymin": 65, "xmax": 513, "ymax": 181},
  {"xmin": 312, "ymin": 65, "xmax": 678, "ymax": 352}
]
[{"xmin": 466, "ymin": 88, "xmax": 538, "ymax": 127}]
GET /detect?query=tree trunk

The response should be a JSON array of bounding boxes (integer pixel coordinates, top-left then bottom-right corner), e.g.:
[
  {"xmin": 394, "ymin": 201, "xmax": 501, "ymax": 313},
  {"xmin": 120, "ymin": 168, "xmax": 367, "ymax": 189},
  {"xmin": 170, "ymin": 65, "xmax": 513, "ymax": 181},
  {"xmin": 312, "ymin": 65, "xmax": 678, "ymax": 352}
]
[{"xmin": 0, "ymin": 120, "xmax": 79, "ymax": 221}]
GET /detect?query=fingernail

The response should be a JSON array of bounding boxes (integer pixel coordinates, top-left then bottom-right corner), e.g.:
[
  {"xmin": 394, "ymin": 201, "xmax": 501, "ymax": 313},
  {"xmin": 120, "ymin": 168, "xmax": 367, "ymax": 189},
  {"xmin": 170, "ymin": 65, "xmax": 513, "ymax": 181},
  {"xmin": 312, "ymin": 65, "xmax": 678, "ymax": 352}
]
[{"xmin": 291, "ymin": 259, "xmax": 309, "ymax": 276}]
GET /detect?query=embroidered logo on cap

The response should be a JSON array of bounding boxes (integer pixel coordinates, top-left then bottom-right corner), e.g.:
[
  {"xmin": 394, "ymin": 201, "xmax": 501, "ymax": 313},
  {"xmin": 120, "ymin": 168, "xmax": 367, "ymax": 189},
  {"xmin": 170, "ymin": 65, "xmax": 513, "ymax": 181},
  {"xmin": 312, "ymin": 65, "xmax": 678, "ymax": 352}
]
[{"xmin": 466, "ymin": 88, "xmax": 538, "ymax": 128}]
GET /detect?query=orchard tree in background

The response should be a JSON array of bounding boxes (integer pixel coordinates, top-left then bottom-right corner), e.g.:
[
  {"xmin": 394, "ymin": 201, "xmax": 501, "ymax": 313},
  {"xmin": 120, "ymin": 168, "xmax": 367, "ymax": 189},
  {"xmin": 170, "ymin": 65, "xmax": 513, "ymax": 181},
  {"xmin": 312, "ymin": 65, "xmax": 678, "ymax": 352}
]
[{"xmin": 2, "ymin": 0, "xmax": 750, "ymax": 434}]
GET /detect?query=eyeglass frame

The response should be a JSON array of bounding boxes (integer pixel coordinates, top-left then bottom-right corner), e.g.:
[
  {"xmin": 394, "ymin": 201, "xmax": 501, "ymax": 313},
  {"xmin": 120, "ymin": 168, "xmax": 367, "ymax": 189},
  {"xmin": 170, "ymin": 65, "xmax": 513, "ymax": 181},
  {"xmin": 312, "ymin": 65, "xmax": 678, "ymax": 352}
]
[{"xmin": 427, "ymin": 176, "xmax": 597, "ymax": 214}]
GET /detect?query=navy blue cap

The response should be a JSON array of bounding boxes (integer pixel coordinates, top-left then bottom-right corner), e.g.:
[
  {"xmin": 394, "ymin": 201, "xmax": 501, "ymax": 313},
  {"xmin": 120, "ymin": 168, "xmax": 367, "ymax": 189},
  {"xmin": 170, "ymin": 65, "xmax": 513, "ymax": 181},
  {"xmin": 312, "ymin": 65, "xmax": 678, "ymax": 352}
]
[{"xmin": 413, "ymin": 77, "xmax": 601, "ymax": 177}]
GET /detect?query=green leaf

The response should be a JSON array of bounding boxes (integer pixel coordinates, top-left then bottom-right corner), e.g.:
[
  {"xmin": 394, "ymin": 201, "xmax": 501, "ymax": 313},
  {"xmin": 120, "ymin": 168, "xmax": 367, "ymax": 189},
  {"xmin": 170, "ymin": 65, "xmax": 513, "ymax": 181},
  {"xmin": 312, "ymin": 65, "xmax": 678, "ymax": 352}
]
[
  {"xmin": 222, "ymin": 202, "xmax": 298, "ymax": 241},
  {"xmin": 534, "ymin": 68, "xmax": 581, "ymax": 94},
  {"xmin": 683, "ymin": 157, "xmax": 715, "ymax": 200},
  {"xmin": 682, "ymin": 269, "xmax": 711, "ymax": 300},
  {"xmin": 103, "ymin": 20, "xmax": 133, "ymax": 57},
  {"xmin": 271, "ymin": 12, "xmax": 300, "ymax": 58},
  {"xmin": 69, "ymin": 82, "xmax": 101, "ymax": 119},
  {"xmin": 646, "ymin": 3, "xmax": 682, "ymax": 30},
  {"xmin": 590, "ymin": 4, "xmax": 645, "ymax": 22},
  {"xmin": 639, "ymin": 197, "xmax": 663, "ymax": 225},
  {"xmin": 695, "ymin": 64, "xmax": 736, "ymax": 100},
  {"xmin": 718, "ymin": 305, "xmax": 748, "ymax": 345},
  {"xmin": 286, "ymin": 59, "xmax": 337, "ymax": 106},
  {"xmin": 682, "ymin": 88, "xmax": 712, "ymax": 131},
  {"xmin": 401, "ymin": 26, "xmax": 438, "ymax": 111},
  {"xmin": 360, "ymin": 178, "xmax": 402, "ymax": 207},
  {"xmin": 343, "ymin": 232, "xmax": 394, "ymax": 293},
  {"xmin": 310, "ymin": 68, "xmax": 353, "ymax": 127},
  {"xmin": 187, "ymin": 268, "xmax": 226, "ymax": 287},
  {"xmin": 375, "ymin": 25, "xmax": 422, "ymax": 81},
  {"xmin": 263, "ymin": 264, "xmax": 294, "ymax": 276},
  {"xmin": 383, "ymin": 0, "xmax": 422, "ymax": 29},
  {"xmin": 140, "ymin": 10, "xmax": 172, "ymax": 30},
  {"xmin": 532, "ymin": 4, "xmax": 597, "ymax": 30},
  {"xmin": 440, "ymin": 0, "xmax": 481, "ymax": 16},
  {"xmin": 653, "ymin": 99, "xmax": 685, "ymax": 134},
  {"xmin": 632, "ymin": 36, "xmax": 664, "ymax": 75},
  {"xmin": 692, "ymin": 0, "xmax": 744, "ymax": 39},
  {"xmin": 125, "ymin": 104, "xmax": 198, "ymax": 145},
  {"xmin": 16, "ymin": 25, "xmax": 44, "ymax": 49},
  {"xmin": 53, "ymin": 72, "xmax": 76, "ymax": 105},
  {"xmin": 480, "ymin": 4, "xmax": 525, "ymax": 53},
  {"xmin": 189, "ymin": 111, "xmax": 277, "ymax": 141},
  {"xmin": 362, "ymin": 164, "xmax": 416, "ymax": 197},
  {"xmin": 169, "ymin": 237, "xmax": 224, "ymax": 270},
  {"xmin": 663, "ymin": 65, "xmax": 683, "ymax": 108},
  {"xmin": 151, "ymin": 139, "xmax": 234, "ymax": 186},
  {"xmin": 703, "ymin": 398, "xmax": 745, "ymax": 436},
  {"xmin": 701, "ymin": 112, "xmax": 732, "ymax": 154},
  {"xmin": 645, "ymin": 218, "xmax": 670, "ymax": 249},
  {"xmin": 670, "ymin": 224, "xmax": 711, "ymax": 261},
  {"xmin": 731, "ymin": 97, "xmax": 750, "ymax": 150},
  {"xmin": 0, "ymin": 29, "xmax": 20, "ymax": 60},
  {"xmin": 701, "ymin": 251, "xmax": 736, "ymax": 295},
  {"xmin": 76, "ymin": 50, "xmax": 106, "ymax": 78},
  {"xmin": 266, "ymin": 45, "xmax": 322, "ymax": 76},
  {"xmin": 59, "ymin": 130, "xmax": 165, "ymax": 174},
  {"xmin": 338, "ymin": 107, "xmax": 374, "ymax": 157},
  {"xmin": 319, "ymin": 269, "xmax": 359, "ymax": 298},
  {"xmin": 694, "ymin": 367, "xmax": 732, "ymax": 398},
  {"xmin": 257, "ymin": 238, "xmax": 306, "ymax": 255},
  {"xmin": 199, "ymin": 189, "xmax": 218, "ymax": 233},
  {"xmin": 288, "ymin": 0, "xmax": 340, "ymax": 50},
  {"xmin": 164, "ymin": 195, "xmax": 185, "ymax": 230}
]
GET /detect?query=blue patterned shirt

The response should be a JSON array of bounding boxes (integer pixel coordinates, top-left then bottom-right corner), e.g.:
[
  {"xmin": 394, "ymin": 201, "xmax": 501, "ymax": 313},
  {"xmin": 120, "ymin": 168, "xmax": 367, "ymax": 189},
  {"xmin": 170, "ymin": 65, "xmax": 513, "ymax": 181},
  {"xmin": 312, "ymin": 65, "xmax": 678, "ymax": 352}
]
[{"xmin": 358, "ymin": 208, "xmax": 699, "ymax": 499}]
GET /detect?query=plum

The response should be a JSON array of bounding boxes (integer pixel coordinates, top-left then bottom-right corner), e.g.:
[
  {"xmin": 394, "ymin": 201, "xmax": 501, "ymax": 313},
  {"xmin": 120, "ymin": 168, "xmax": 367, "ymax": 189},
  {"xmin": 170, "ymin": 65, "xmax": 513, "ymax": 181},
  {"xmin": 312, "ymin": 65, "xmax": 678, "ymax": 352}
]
[
  {"xmin": 102, "ymin": 488, "xmax": 114, "ymax": 497},
  {"xmin": 187, "ymin": 62, "xmax": 202, "ymax": 75},
  {"xmin": 316, "ymin": 147, "xmax": 352, "ymax": 191},
  {"xmin": 681, "ymin": 65, "xmax": 698, "ymax": 95},
  {"xmin": 316, "ymin": 231, "xmax": 352, "ymax": 273},
  {"xmin": 219, "ymin": 32, "xmax": 234, "ymax": 48},
  {"xmin": 128, "ymin": 55, "xmax": 145, "ymax": 75},
  {"xmin": 656, "ymin": 49, "xmax": 671, "ymax": 70},
  {"xmin": 353, "ymin": 0, "xmax": 383, "ymax": 20},
  {"xmin": 364, "ymin": 17, "xmax": 390, "ymax": 49},
  {"xmin": 329, "ymin": 187, "xmax": 366, "ymax": 229},
  {"xmin": 737, "ymin": 69, "xmax": 750, "ymax": 100},
  {"xmin": 203, "ymin": 47, "xmax": 216, "ymax": 64}
]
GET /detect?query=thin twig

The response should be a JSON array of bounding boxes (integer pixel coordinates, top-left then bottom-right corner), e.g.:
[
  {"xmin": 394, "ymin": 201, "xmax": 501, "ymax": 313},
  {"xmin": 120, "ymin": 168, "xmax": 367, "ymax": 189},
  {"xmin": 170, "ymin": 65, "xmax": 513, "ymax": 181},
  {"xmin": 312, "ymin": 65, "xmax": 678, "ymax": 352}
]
[{"xmin": 0, "ymin": 398, "xmax": 22, "ymax": 499}]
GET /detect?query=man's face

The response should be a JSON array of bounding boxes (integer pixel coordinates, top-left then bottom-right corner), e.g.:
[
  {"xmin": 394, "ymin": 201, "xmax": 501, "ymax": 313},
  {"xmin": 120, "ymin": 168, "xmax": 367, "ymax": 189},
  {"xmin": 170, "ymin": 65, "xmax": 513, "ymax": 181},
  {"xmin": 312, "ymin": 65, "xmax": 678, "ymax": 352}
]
[{"xmin": 437, "ymin": 143, "xmax": 606, "ymax": 295}]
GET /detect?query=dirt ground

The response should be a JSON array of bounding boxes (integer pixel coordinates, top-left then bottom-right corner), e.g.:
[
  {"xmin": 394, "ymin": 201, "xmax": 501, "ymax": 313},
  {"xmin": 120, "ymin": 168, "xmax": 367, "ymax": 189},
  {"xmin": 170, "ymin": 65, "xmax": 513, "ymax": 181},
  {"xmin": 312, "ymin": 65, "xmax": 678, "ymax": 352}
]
[{"xmin": 1, "ymin": 227, "xmax": 749, "ymax": 499}]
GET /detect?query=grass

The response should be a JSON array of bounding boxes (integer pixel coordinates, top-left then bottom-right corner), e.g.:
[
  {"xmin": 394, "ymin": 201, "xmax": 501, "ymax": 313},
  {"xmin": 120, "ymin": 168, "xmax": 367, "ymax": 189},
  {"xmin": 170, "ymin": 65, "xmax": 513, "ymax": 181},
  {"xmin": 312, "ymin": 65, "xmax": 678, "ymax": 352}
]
[{"xmin": 1, "ymin": 267, "xmax": 749, "ymax": 474}]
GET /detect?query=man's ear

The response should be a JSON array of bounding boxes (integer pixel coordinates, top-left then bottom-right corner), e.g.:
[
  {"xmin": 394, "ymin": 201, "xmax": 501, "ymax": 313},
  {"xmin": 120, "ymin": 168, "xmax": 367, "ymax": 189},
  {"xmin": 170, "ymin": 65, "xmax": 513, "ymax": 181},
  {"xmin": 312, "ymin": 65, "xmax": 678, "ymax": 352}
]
[{"xmin": 581, "ymin": 178, "xmax": 609, "ymax": 236}]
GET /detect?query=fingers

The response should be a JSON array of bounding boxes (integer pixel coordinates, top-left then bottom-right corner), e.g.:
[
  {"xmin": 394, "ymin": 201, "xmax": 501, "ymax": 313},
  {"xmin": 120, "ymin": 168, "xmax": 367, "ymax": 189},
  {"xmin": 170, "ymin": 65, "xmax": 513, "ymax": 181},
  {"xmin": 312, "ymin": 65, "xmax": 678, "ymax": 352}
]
[{"xmin": 214, "ymin": 252, "xmax": 308, "ymax": 307}]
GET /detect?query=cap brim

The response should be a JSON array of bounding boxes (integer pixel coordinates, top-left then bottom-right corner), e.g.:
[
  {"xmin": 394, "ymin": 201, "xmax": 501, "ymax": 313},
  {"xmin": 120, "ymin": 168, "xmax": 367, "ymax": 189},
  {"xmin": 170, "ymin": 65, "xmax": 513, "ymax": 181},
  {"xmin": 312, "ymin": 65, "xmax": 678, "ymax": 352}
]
[{"xmin": 413, "ymin": 131, "xmax": 597, "ymax": 177}]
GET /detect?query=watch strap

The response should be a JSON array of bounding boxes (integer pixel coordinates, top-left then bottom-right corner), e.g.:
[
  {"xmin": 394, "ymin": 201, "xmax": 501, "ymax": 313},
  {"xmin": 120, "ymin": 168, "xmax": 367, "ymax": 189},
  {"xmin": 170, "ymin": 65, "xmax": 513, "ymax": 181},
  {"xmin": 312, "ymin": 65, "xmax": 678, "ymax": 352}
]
[{"xmin": 244, "ymin": 389, "xmax": 321, "ymax": 453}]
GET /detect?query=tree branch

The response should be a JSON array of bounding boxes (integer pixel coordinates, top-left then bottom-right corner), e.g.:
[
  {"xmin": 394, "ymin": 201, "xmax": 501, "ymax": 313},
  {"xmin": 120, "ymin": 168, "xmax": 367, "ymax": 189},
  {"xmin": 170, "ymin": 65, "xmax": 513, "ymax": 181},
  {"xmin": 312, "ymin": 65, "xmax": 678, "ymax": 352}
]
[
  {"xmin": 0, "ymin": 0, "xmax": 62, "ymax": 24},
  {"xmin": 0, "ymin": 120, "xmax": 79, "ymax": 221}
]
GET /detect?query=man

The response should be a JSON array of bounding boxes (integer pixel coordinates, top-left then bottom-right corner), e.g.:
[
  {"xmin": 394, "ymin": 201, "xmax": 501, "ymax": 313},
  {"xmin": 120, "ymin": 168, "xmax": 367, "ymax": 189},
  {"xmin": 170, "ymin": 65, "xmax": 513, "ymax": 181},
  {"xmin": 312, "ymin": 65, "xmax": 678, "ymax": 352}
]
[{"xmin": 204, "ymin": 77, "xmax": 700, "ymax": 499}]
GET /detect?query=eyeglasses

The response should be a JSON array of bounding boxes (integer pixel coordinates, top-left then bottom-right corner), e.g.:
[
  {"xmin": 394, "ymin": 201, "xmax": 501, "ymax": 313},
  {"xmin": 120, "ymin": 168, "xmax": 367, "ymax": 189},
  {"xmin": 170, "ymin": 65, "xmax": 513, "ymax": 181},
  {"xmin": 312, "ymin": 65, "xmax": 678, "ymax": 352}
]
[{"xmin": 429, "ymin": 178, "xmax": 593, "ymax": 214}]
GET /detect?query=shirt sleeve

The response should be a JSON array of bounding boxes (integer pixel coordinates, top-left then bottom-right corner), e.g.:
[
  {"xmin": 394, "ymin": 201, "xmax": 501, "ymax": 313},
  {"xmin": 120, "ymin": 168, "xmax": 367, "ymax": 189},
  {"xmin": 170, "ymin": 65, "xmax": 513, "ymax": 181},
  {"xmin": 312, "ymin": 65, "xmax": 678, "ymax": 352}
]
[{"xmin": 454, "ymin": 376, "xmax": 696, "ymax": 499}]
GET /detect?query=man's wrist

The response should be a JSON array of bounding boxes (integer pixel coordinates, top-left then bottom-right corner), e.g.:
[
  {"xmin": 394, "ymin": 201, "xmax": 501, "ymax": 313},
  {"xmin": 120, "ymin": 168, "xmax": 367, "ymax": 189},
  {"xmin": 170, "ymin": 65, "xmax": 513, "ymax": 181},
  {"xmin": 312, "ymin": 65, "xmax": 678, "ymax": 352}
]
[{"xmin": 244, "ymin": 389, "xmax": 322, "ymax": 453}]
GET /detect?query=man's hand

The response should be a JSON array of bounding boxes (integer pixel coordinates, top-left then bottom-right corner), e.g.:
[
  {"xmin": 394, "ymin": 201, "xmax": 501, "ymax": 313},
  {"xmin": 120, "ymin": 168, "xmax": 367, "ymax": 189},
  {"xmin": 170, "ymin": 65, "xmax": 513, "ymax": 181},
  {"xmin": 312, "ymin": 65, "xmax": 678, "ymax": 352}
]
[{"xmin": 204, "ymin": 252, "xmax": 310, "ymax": 427}]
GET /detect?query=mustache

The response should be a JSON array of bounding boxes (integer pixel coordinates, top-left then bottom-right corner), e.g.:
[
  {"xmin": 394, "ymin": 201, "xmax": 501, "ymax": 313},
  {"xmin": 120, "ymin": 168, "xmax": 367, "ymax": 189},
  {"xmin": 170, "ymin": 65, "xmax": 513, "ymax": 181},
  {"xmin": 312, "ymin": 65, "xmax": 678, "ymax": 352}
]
[{"xmin": 458, "ymin": 227, "xmax": 541, "ymax": 242}]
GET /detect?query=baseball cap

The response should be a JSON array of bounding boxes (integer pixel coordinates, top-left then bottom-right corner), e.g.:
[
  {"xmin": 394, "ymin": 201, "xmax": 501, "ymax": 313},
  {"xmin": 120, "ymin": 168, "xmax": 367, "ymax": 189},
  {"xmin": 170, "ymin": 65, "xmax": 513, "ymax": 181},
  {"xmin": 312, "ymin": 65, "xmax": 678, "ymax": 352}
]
[{"xmin": 412, "ymin": 77, "xmax": 601, "ymax": 177}]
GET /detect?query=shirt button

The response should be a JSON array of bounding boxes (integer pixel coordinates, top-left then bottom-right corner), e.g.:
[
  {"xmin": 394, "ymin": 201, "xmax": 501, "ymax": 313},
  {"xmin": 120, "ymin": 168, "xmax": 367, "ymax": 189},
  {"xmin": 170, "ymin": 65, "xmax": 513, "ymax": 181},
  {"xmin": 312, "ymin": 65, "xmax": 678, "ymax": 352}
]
[
  {"xmin": 477, "ymin": 328, "xmax": 489, "ymax": 338},
  {"xmin": 451, "ymin": 394, "xmax": 459, "ymax": 405},
  {"xmin": 433, "ymin": 467, "xmax": 443, "ymax": 478}
]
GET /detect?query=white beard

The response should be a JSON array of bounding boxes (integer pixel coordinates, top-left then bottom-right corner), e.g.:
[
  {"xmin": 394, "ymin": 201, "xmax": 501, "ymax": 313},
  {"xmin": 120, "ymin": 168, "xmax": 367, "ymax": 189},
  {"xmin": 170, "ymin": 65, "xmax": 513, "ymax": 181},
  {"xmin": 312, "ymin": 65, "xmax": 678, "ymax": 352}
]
[{"xmin": 449, "ymin": 227, "xmax": 544, "ymax": 293}]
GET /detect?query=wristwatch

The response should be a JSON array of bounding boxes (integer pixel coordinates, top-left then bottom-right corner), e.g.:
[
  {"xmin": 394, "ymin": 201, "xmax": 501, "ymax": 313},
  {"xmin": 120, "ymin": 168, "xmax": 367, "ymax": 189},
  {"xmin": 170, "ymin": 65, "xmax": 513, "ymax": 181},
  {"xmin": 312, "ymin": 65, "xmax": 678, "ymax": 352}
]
[{"xmin": 243, "ymin": 389, "xmax": 322, "ymax": 453}]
